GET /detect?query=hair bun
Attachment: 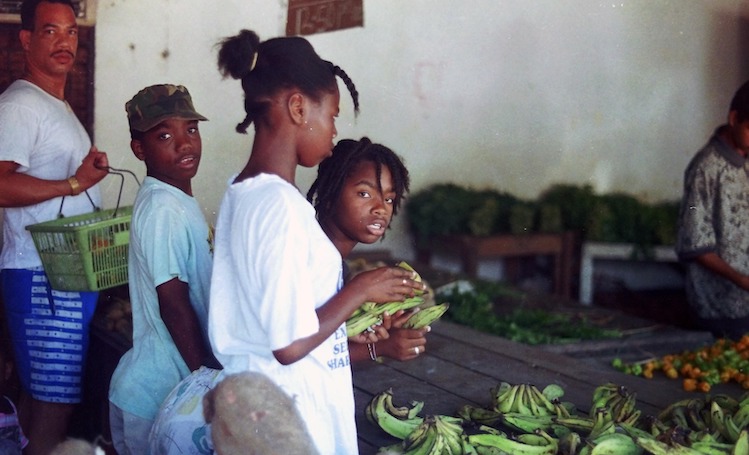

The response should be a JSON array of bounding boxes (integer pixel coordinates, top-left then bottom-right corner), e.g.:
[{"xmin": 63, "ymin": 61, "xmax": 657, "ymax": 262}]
[{"xmin": 218, "ymin": 29, "xmax": 261, "ymax": 80}]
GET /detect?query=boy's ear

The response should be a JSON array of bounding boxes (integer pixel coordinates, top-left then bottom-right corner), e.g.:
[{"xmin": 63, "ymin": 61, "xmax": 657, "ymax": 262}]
[
  {"xmin": 288, "ymin": 92, "xmax": 305, "ymax": 126},
  {"xmin": 131, "ymin": 139, "xmax": 146, "ymax": 161}
]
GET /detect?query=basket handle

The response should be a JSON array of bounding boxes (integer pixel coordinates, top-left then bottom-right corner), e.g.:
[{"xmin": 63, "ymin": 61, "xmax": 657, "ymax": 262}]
[
  {"xmin": 104, "ymin": 167, "xmax": 141, "ymax": 218},
  {"xmin": 57, "ymin": 189, "xmax": 98, "ymax": 218},
  {"xmin": 57, "ymin": 167, "xmax": 141, "ymax": 219}
]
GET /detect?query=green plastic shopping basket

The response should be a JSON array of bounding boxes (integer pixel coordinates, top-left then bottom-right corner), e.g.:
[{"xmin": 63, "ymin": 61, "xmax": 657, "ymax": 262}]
[{"xmin": 25, "ymin": 169, "xmax": 138, "ymax": 292}]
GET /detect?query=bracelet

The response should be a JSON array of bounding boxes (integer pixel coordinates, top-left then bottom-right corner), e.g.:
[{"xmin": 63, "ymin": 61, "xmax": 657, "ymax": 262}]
[
  {"xmin": 67, "ymin": 176, "xmax": 81, "ymax": 196},
  {"xmin": 367, "ymin": 343, "xmax": 378, "ymax": 361}
]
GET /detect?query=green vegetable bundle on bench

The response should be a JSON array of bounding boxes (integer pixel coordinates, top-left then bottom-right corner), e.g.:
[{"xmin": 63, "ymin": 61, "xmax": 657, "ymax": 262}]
[{"xmin": 406, "ymin": 182, "xmax": 679, "ymax": 257}]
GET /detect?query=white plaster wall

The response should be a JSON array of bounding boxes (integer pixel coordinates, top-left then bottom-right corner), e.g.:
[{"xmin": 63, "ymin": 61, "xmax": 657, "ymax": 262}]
[{"xmin": 91, "ymin": 0, "xmax": 749, "ymax": 261}]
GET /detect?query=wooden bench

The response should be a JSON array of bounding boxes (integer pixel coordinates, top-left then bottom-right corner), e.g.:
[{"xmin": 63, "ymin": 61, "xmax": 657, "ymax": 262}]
[{"xmin": 415, "ymin": 232, "xmax": 579, "ymax": 299}]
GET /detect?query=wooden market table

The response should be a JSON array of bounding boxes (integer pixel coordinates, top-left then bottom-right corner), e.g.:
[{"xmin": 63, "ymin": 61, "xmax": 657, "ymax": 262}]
[
  {"xmin": 578, "ymin": 241, "xmax": 679, "ymax": 305},
  {"xmin": 83, "ymin": 280, "xmax": 720, "ymax": 455},
  {"xmin": 352, "ymin": 320, "xmax": 719, "ymax": 455},
  {"xmin": 415, "ymin": 232, "xmax": 579, "ymax": 299}
]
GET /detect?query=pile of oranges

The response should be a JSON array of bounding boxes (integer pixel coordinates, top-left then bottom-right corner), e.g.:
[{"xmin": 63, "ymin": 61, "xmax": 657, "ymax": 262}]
[{"xmin": 611, "ymin": 335, "xmax": 749, "ymax": 393}]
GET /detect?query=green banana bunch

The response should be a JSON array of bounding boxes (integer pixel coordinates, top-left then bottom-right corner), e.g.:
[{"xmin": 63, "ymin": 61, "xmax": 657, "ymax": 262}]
[
  {"xmin": 491, "ymin": 383, "xmax": 555, "ymax": 417},
  {"xmin": 390, "ymin": 415, "xmax": 465, "ymax": 455},
  {"xmin": 659, "ymin": 398, "xmax": 702, "ymax": 423},
  {"xmin": 432, "ymin": 415, "xmax": 466, "ymax": 455},
  {"xmin": 402, "ymin": 302, "xmax": 450, "ymax": 329},
  {"xmin": 712, "ymin": 394, "xmax": 740, "ymax": 415},
  {"xmin": 347, "ymin": 296, "xmax": 425, "ymax": 336},
  {"xmin": 374, "ymin": 296, "xmax": 426, "ymax": 317},
  {"xmin": 558, "ymin": 430, "xmax": 582, "ymax": 455},
  {"xmin": 365, "ymin": 389, "xmax": 424, "ymax": 439},
  {"xmin": 491, "ymin": 381, "xmax": 514, "ymax": 412},
  {"xmin": 689, "ymin": 438, "xmax": 736, "ymax": 454},
  {"xmin": 346, "ymin": 261, "xmax": 432, "ymax": 336},
  {"xmin": 667, "ymin": 405, "xmax": 691, "ymax": 430},
  {"xmin": 613, "ymin": 393, "xmax": 639, "ymax": 424},
  {"xmin": 589, "ymin": 383, "xmax": 622, "ymax": 413},
  {"xmin": 731, "ymin": 398, "xmax": 749, "ymax": 429},
  {"xmin": 711, "ymin": 400, "xmax": 733, "ymax": 443},
  {"xmin": 619, "ymin": 422, "xmax": 657, "ymax": 442},
  {"xmin": 553, "ymin": 400, "xmax": 577, "ymax": 419},
  {"xmin": 500, "ymin": 412, "xmax": 555, "ymax": 433},
  {"xmin": 527, "ymin": 384, "xmax": 559, "ymax": 416},
  {"xmin": 467, "ymin": 429, "xmax": 558, "ymax": 455},
  {"xmin": 553, "ymin": 415, "xmax": 595, "ymax": 433},
  {"xmin": 703, "ymin": 395, "xmax": 749, "ymax": 446},
  {"xmin": 457, "ymin": 404, "xmax": 502, "ymax": 427},
  {"xmin": 589, "ymin": 383, "xmax": 636, "ymax": 421},
  {"xmin": 371, "ymin": 380, "xmax": 749, "ymax": 455},
  {"xmin": 588, "ymin": 432, "xmax": 642, "ymax": 455},
  {"xmin": 633, "ymin": 435, "xmax": 703, "ymax": 455},
  {"xmin": 514, "ymin": 384, "xmax": 536, "ymax": 415},
  {"xmin": 406, "ymin": 417, "xmax": 442, "ymax": 454},
  {"xmin": 723, "ymin": 414, "xmax": 743, "ymax": 444},
  {"xmin": 685, "ymin": 399, "xmax": 710, "ymax": 432},
  {"xmin": 649, "ymin": 417, "xmax": 671, "ymax": 439},
  {"xmin": 733, "ymin": 429, "xmax": 749, "ymax": 455},
  {"xmin": 346, "ymin": 310, "xmax": 382, "ymax": 337},
  {"xmin": 689, "ymin": 394, "xmax": 749, "ymax": 447},
  {"xmin": 396, "ymin": 261, "xmax": 426, "ymax": 296},
  {"xmin": 588, "ymin": 407, "xmax": 616, "ymax": 440}
]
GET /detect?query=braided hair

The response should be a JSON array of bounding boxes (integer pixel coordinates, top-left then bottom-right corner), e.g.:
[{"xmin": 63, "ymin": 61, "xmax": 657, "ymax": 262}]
[
  {"xmin": 217, "ymin": 29, "xmax": 359, "ymax": 134},
  {"xmin": 308, "ymin": 137, "xmax": 411, "ymax": 229}
]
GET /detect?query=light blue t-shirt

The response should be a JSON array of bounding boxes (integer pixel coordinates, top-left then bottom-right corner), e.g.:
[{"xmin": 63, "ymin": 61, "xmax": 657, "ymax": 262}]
[{"xmin": 109, "ymin": 177, "xmax": 212, "ymax": 419}]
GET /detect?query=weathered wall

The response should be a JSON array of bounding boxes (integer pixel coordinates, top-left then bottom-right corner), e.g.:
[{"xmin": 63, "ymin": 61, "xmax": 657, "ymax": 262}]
[{"xmin": 90, "ymin": 0, "xmax": 749, "ymax": 260}]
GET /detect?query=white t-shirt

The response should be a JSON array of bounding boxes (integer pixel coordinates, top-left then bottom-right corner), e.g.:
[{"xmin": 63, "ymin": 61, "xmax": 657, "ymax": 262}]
[
  {"xmin": 0, "ymin": 80, "xmax": 101, "ymax": 269},
  {"xmin": 109, "ymin": 177, "xmax": 213, "ymax": 420},
  {"xmin": 209, "ymin": 174, "xmax": 358, "ymax": 455}
]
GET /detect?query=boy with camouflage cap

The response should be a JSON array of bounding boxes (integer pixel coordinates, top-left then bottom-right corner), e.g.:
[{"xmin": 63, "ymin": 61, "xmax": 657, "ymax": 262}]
[{"xmin": 108, "ymin": 84, "xmax": 220, "ymax": 454}]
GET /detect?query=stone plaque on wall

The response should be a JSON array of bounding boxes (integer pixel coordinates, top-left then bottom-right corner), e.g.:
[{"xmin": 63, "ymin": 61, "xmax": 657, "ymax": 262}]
[{"xmin": 286, "ymin": 0, "xmax": 363, "ymax": 36}]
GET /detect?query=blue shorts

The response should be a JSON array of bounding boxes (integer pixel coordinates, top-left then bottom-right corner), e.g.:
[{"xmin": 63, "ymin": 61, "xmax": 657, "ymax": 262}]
[{"xmin": 0, "ymin": 268, "xmax": 98, "ymax": 404}]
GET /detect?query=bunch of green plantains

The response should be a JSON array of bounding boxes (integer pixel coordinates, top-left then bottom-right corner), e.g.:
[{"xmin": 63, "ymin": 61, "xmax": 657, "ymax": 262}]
[
  {"xmin": 367, "ymin": 381, "xmax": 749, "ymax": 454},
  {"xmin": 346, "ymin": 262, "xmax": 449, "ymax": 337}
]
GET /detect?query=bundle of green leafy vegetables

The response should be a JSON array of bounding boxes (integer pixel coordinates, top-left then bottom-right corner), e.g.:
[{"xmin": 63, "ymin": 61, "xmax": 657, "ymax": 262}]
[
  {"xmin": 406, "ymin": 183, "xmax": 680, "ymax": 257},
  {"xmin": 438, "ymin": 280, "xmax": 622, "ymax": 345}
]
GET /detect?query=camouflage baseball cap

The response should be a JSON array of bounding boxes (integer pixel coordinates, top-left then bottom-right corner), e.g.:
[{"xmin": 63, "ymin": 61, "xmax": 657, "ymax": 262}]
[{"xmin": 126, "ymin": 84, "xmax": 208, "ymax": 132}]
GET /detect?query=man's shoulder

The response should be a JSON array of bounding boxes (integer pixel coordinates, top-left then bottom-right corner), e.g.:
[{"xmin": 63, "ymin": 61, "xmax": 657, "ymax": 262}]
[
  {"xmin": 0, "ymin": 80, "xmax": 52, "ymax": 111},
  {"xmin": 688, "ymin": 134, "xmax": 729, "ymax": 164},
  {"xmin": 1, "ymin": 80, "xmax": 37, "ymax": 100}
]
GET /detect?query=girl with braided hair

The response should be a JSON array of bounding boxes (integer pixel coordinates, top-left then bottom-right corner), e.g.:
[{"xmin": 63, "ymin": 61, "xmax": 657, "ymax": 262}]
[
  {"xmin": 149, "ymin": 30, "xmax": 423, "ymax": 455},
  {"xmin": 308, "ymin": 137, "xmax": 429, "ymax": 364},
  {"xmin": 149, "ymin": 133, "xmax": 427, "ymax": 453}
]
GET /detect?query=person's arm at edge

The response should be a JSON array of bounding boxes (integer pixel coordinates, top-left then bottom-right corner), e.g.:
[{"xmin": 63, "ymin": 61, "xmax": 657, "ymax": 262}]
[
  {"xmin": 694, "ymin": 251, "xmax": 749, "ymax": 291},
  {"xmin": 158, "ymin": 278, "xmax": 221, "ymax": 371},
  {"xmin": 273, "ymin": 267, "xmax": 422, "ymax": 365},
  {"xmin": 0, "ymin": 147, "xmax": 109, "ymax": 207}
]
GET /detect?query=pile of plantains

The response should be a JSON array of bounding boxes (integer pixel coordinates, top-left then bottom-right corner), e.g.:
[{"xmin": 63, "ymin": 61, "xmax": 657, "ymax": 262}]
[{"xmin": 366, "ymin": 381, "xmax": 749, "ymax": 454}]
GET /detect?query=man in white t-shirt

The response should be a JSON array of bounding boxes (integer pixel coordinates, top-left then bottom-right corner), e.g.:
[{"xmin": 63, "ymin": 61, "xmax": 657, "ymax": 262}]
[{"xmin": 0, "ymin": 1, "xmax": 108, "ymax": 453}]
